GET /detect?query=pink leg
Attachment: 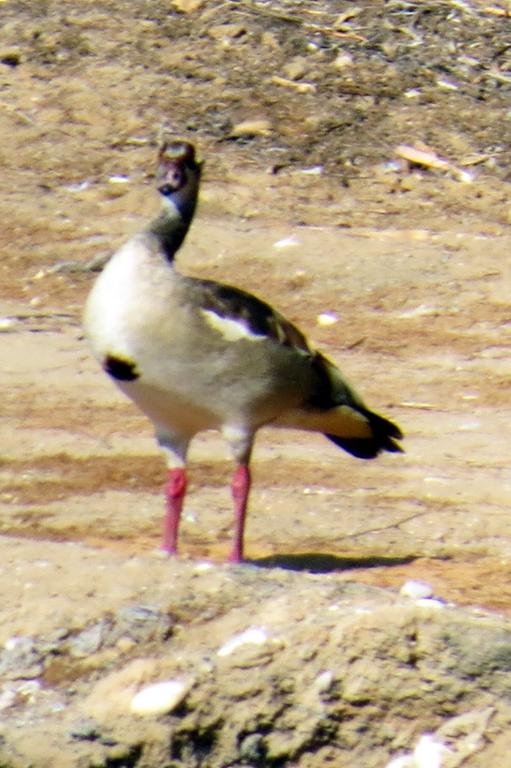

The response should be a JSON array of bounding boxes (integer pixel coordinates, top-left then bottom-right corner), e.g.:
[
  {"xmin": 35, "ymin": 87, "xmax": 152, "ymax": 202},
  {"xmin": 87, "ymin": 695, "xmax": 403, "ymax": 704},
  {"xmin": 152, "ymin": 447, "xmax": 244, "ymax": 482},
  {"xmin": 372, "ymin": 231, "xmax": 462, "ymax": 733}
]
[
  {"xmin": 228, "ymin": 464, "xmax": 251, "ymax": 563},
  {"xmin": 162, "ymin": 467, "xmax": 187, "ymax": 555}
]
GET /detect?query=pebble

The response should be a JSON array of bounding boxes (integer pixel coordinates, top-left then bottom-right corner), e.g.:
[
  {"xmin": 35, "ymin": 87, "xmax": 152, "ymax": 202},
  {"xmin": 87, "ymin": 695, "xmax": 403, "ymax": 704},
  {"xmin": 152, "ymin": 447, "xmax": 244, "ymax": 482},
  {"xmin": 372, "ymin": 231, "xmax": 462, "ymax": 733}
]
[
  {"xmin": 68, "ymin": 180, "xmax": 91, "ymax": 193},
  {"xmin": 282, "ymin": 57, "xmax": 308, "ymax": 81},
  {"xmin": 0, "ymin": 48, "xmax": 22, "ymax": 67},
  {"xmin": 261, "ymin": 31, "xmax": 279, "ymax": 50},
  {"xmin": 172, "ymin": 0, "xmax": 205, "ymax": 12},
  {"xmin": 130, "ymin": 679, "xmax": 191, "ymax": 716},
  {"xmin": 230, "ymin": 119, "xmax": 272, "ymax": 138},
  {"xmin": 194, "ymin": 561, "xmax": 214, "ymax": 572},
  {"xmin": 116, "ymin": 637, "xmax": 136, "ymax": 654},
  {"xmin": 437, "ymin": 78, "xmax": 459, "ymax": 91},
  {"xmin": 332, "ymin": 52, "xmax": 353, "ymax": 69},
  {"xmin": 314, "ymin": 670, "xmax": 334, "ymax": 693},
  {"xmin": 0, "ymin": 317, "xmax": 16, "ymax": 333},
  {"xmin": 400, "ymin": 580, "xmax": 434, "ymax": 600},
  {"xmin": 106, "ymin": 176, "xmax": 130, "ymax": 198},
  {"xmin": 63, "ymin": 606, "xmax": 173, "ymax": 659},
  {"xmin": 239, "ymin": 733, "xmax": 265, "ymax": 761},
  {"xmin": 217, "ymin": 627, "xmax": 268, "ymax": 657},
  {"xmin": 271, "ymin": 75, "xmax": 316, "ymax": 94},
  {"xmin": 299, "ymin": 165, "xmax": 323, "ymax": 175},
  {"xmin": 316, "ymin": 312, "xmax": 338, "ymax": 327},
  {"xmin": 113, "ymin": 605, "xmax": 174, "ymax": 643},
  {"xmin": 68, "ymin": 621, "xmax": 108, "ymax": 658},
  {"xmin": 398, "ymin": 304, "xmax": 436, "ymax": 319},
  {"xmin": 208, "ymin": 23, "xmax": 246, "ymax": 42},
  {"xmin": 415, "ymin": 734, "xmax": 450, "ymax": 768},
  {"xmin": 273, "ymin": 235, "xmax": 300, "ymax": 249},
  {"xmin": 386, "ymin": 733, "xmax": 450, "ymax": 768}
]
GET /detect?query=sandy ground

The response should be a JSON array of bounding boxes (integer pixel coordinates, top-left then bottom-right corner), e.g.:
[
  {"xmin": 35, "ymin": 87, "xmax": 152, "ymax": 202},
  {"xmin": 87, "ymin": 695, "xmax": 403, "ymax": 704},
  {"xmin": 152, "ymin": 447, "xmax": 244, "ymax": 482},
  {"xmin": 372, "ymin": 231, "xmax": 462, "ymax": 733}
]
[{"xmin": 3, "ymin": 197, "xmax": 511, "ymax": 612}]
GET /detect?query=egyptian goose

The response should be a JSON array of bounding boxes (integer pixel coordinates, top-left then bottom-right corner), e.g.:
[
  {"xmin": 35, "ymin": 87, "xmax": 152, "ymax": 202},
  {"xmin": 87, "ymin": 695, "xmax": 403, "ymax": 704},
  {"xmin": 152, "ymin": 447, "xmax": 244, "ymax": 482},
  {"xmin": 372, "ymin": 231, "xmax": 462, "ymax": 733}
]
[{"xmin": 83, "ymin": 140, "xmax": 403, "ymax": 563}]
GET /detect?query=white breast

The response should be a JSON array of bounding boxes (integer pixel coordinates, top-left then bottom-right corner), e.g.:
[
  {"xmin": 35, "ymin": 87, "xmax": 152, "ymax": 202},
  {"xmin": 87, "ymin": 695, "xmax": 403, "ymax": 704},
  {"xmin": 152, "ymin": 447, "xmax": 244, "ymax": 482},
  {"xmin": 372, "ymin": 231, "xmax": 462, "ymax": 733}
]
[{"xmin": 84, "ymin": 235, "xmax": 166, "ymax": 361}]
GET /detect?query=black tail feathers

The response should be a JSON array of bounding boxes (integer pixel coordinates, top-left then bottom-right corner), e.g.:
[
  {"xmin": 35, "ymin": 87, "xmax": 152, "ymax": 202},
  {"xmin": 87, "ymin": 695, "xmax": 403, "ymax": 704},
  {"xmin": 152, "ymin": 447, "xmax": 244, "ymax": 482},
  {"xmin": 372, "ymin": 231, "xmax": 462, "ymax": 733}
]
[{"xmin": 325, "ymin": 410, "xmax": 403, "ymax": 460}]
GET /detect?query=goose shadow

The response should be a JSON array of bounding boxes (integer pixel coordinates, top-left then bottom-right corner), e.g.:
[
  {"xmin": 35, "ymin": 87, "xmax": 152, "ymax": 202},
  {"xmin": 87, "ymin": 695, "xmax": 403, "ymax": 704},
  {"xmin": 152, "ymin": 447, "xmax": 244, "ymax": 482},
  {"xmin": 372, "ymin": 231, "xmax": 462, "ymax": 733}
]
[{"xmin": 248, "ymin": 552, "xmax": 418, "ymax": 574}]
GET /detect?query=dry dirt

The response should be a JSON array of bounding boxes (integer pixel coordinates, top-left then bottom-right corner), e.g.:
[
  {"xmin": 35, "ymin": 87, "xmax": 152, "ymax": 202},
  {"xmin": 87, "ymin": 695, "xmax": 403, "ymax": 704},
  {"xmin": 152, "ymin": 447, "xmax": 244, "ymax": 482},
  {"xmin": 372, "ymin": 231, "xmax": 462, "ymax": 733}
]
[{"xmin": 1, "ymin": 1, "xmax": 511, "ymax": 766}]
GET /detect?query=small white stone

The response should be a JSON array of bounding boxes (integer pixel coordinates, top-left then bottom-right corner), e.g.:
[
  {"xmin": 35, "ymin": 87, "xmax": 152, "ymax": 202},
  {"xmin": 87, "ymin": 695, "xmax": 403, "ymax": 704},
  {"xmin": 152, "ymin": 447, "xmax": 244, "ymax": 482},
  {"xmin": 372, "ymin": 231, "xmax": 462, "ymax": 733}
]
[
  {"xmin": 456, "ymin": 169, "xmax": 474, "ymax": 183},
  {"xmin": 68, "ymin": 180, "xmax": 90, "ymax": 192},
  {"xmin": 151, "ymin": 548, "xmax": 172, "ymax": 559},
  {"xmin": 316, "ymin": 312, "xmax": 338, "ymax": 327},
  {"xmin": 436, "ymin": 78, "xmax": 458, "ymax": 91},
  {"xmin": 4, "ymin": 637, "xmax": 24, "ymax": 652},
  {"xmin": 398, "ymin": 304, "xmax": 436, "ymax": 319},
  {"xmin": 273, "ymin": 235, "xmax": 300, "ymax": 249},
  {"xmin": 400, "ymin": 580, "xmax": 434, "ymax": 600},
  {"xmin": 385, "ymin": 734, "xmax": 450, "ymax": 768},
  {"xmin": 130, "ymin": 679, "xmax": 191, "ymax": 716},
  {"xmin": 300, "ymin": 165, "xmax": 323, "ymax": 175},
  {"xmin": 414, "ymin": 734, "xmax": 451, "ymax": 768},
  {"xmin": 332, "ymin": 52, "xmax": 353, "ymax": 69},
  {"xmin": 108, "ymin": 175, "xmax": 130, "ymax": 184},
  {"xmin": 217, "ymin": 627, "xmax": 268, "ymax": 657},
  {"xmin": 314, "ymin": 670, "xmax": 334, "ymax": 692},
  {"xmin": 194, "ymin": 561, "xmax": 214, "ymax": 572},
  {"xmin": 0, "ymin": 317, "xmax": 16, "ymax": 333}
]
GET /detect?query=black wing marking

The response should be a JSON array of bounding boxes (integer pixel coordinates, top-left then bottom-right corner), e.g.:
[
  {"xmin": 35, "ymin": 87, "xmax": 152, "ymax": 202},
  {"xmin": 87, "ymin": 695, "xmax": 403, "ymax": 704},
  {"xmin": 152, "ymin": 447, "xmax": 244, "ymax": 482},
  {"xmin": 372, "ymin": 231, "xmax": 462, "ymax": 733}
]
[
  {"xmin": 198, "ymin": 280, "xmax": 313, "ymax": 355},
  {"xmin": 103, "ymin": 354, "xmax": 140, "ymax": 381}
]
